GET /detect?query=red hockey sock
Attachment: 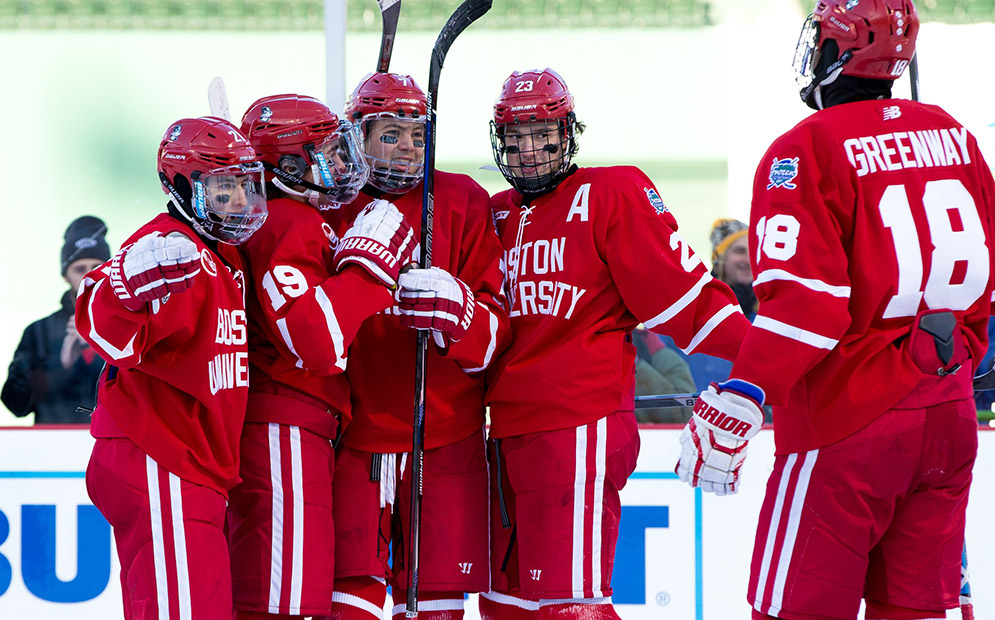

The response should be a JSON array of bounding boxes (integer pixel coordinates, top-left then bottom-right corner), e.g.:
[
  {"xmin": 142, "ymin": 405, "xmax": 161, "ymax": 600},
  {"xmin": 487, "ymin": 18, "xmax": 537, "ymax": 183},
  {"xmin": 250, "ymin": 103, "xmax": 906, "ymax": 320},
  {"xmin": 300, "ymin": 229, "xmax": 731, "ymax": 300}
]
[
  {"xmin": 391, "ymin": 590, "xmax": 465, "ymax": 619},
  {"xmin": 478, "ymin": 591, "xmax": 540, "ymax": 619},
  {"xmin": 330, "ymin": 576, "xmax": 388, "ymax": 620},
  {"xmin": 864, "ymin": 600, "xmax": 945, "ymax": 619},
  {"xmin": 234, "ymin": 613, "xmax": 299, "ymax": 620},
  {"xmin": 539, "ymin": 601, "xmax": 621, "ymax": 619}
]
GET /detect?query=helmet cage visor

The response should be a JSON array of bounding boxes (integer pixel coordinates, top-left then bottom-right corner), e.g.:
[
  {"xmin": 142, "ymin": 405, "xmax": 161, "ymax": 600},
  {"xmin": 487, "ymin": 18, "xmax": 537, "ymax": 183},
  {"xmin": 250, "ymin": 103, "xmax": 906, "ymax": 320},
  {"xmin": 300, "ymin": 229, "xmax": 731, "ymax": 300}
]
[
  {"xmin": 304, "ymin": 121, "xmax": 370, "ymax": 206},
  {"xmin": 490, "ymin": 118, "xmax": 575, "ymax": 194},
  {"xmin": 792, "ymin": 14, "xmax": 820, "ymax": 90},
  {"xmin": 191, "ymin": 162, "xmax": 268, "ymax": 244},
  {"xmin": 360, "ymin": 114, "xmax": 426, "ymax": 193}
]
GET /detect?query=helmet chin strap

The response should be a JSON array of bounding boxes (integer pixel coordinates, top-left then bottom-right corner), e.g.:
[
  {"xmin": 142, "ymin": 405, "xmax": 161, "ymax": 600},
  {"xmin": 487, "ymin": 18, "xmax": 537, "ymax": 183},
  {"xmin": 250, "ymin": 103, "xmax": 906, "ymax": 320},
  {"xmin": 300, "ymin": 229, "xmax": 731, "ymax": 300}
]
[{"xmin": 800, "ymin": 48, "xmax": 853, "ymax": 109}]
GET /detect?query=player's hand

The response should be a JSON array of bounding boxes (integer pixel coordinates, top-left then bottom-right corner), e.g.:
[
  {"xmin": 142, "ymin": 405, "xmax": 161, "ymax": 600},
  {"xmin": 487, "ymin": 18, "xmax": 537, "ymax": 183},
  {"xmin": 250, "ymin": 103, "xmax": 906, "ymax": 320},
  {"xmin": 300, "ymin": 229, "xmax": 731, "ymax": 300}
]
[
  {"xmin": 333, "ymin": 199, "xmax": 415, "ymax": 289},
  {"xmin": 397, "ymin": 267, "xmax": 475, "ymax": 349},
  {"xmin": 110, "ymin": 232, "xmax": 201, "ymax": 311},
  {"xmin": 676, "ymin": 379, "xmax": 764, "ymax": 496}
]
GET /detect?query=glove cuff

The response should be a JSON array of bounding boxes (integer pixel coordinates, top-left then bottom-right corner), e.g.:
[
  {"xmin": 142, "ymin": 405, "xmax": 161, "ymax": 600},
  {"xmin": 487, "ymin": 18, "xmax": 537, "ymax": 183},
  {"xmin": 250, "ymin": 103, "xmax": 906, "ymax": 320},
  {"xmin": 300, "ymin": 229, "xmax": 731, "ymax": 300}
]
[
  {"xmin": 716, "ymin": 378, "xmax": 766, "ymax": 408},
  {"xmin": 108, "ymin": 249, "xmax": 145, "ymax": 312}
]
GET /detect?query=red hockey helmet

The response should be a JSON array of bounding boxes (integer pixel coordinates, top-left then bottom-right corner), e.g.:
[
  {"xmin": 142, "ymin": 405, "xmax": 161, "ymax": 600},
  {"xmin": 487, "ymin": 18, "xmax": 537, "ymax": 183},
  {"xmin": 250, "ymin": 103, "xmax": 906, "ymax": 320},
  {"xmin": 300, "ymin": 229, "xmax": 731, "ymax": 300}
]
[
  {"xmin": 492, "ymin": 68, "xmax": 575, "ymax": 125},
  {"xmin": 344, "ymin": 73, "xmax": 428, "ymax": 193},
  {"xmin": 241, "ymin": 94, "xmax": 369, "ymax": 208},
  {"xmin": 794, "ymin": 0, "xmax": 919, "ymax": 101},
  {"xmin": 157, "ymin": 117, "xmax": 268, "ymax": 244},
  {"xmin": 344, "ymin": 72, "xmax": 428, "ymax": 121},
  {"xmin": 490, "ymin": 69, "xmax": 580, "ymax": 195}
]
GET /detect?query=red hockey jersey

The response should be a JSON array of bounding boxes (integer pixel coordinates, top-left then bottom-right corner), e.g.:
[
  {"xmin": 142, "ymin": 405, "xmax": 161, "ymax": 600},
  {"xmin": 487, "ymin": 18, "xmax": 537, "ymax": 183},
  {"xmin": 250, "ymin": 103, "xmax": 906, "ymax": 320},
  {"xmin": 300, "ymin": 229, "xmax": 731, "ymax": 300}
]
[
  {"xmin": 731, "ymin": 99, "xmax": 995, "ymax": 454},
  {"xmin": 241, "ymin": 197, "xmax": 395, "ymax": 439},
  {"xmin": 486, "ymin": 166, "xmax": 751, "ymax": 439},
  {"xmin": 77, "ymin": 213, "xmax": 250, "ymax": 494},
  {"xmin": 327, "ymin": 172, "xmax": 510, "ymax": 452}
]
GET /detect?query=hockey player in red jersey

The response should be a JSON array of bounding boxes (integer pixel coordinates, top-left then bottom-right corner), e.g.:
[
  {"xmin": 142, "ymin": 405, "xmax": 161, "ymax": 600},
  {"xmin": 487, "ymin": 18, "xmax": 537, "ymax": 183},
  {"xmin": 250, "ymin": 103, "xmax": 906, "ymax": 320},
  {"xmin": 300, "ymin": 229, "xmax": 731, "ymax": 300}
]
[
  {"xmin": 328, "ymin": 72, "xmax": 510, "ymax": 620},
  {"xmin": 483, "ymin": 68, "xmax": 751, "ymax": 619},
  {"xmin": 76, "ymin": 116, "xmax": 268, "ymax": 620},
  {"xmin": 675, "ymin": 1, "xmax": 995, "ymax": 618},
  {"xmin": 230, "ymin": 94, "xmax": 415, "ymax": 620}
]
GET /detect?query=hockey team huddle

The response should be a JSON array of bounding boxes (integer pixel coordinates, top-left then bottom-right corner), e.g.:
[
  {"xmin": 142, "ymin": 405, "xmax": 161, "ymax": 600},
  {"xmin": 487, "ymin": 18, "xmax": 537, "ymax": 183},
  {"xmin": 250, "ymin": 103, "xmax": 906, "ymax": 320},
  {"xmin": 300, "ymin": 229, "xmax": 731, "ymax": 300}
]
[{"xmin": 73, "ymin": 0, "xmax": 994, "ymax": 619}]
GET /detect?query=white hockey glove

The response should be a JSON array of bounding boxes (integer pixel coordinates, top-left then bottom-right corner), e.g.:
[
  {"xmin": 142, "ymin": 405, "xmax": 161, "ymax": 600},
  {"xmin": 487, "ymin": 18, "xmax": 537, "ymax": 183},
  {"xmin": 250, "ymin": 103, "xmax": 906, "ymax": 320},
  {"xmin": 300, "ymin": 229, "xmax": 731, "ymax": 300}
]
[
  {"xmin": 676, "ymin": 379, "xmax": 764, "ymax": 496},
  {"xmin": 397, "ymin": 267, "xmax": 476, "ymax": 349},
  {"xmin": 109, "ymin": 232, "xmax": 201, "ymax": 312},
  {"xmin": 333, "ymin": 199, "xmax": 415, "ymax": 289}
]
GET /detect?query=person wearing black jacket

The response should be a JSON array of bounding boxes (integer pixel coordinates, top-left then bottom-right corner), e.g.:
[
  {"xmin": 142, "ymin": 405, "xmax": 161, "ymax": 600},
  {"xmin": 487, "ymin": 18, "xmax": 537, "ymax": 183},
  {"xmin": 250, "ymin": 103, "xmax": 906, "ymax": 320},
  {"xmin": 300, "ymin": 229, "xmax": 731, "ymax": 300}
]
[{"xmin": 2, "ymin": 216, "xmax": 110, "ymax": 424}]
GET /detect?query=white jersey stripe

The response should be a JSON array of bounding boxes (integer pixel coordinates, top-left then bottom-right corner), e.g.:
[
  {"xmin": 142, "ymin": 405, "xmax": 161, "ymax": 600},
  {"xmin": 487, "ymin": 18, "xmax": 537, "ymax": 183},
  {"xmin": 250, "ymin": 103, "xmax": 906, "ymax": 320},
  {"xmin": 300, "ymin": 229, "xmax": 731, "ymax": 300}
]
[
  {"xmin": 768, "ymin": 450, "xmax": 818, "ymax": 617},
  {"xmin": 168, "ymin": 472, "xmax": 192, "ymax": 620},
  {"xmin": 331, "ymin": 591, "xmax": 384, "ymax": 618},
  {"xmin": 146, "ymin": 457, "xmax": 170, "ymax": 620},
  {"xmin": 463, "ymin": 303, "xmax": 499, "ymax": 374},
  {"xmin": 480, "ymin": 591, "xmax": 541, "ymax": 611},
  {"xmin": 538, "ymin": 595, "xmax": 613, "ymax": 607},
  {"xmin": 314, "ymin": 286, "xmax": 348, "ymax": 371},
  {"xmin": 591, "ymin": 418, "xmax": 607, "ymax": 597},
  {"xmin": 754, "ymin": 315, "xmax": 839, "ymax": 350},
  {"xmin": 87, "ymin": 279, "xmax": 138, "ymax": 361},
  {"xmin": 754, "ymin": 269, "xmax": 851, "ymax": 298},
  {"xmin": 392, "ymin": 598, "xmax": 465, "ymax": 615},
  {"xmin": 679, "ymin": 303, "xmax": 742, "ymax": 355},
  {"xmin": 752, "ymin": 453, "xmax": 797, "ymax": 613},
  {"xmin": 268, "ymin": 424, "xmax": 285, "ymax": 613},
  {"xmin": 275, "ymin": 318, "xmax": 305, "ymax": 370},
  {"xmin": 572, "ymin": 426, "xmax": 587, "ymax": 594},
  {"xmin": 643, "ymin": 272, "xmax": 712, "ymax": 330},
  {"xmin": 288, "ymin": 427, "xmax": 305, "ymax": 615}
]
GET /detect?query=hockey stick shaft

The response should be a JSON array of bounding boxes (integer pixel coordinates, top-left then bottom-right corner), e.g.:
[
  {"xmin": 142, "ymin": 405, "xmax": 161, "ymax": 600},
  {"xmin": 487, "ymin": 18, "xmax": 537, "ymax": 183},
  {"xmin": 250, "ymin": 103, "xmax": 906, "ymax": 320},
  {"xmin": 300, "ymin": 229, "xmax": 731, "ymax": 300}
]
[
  {"xmin": 407, "ymin": 2, "xmax": 492, "ymax": 617},
  {"xmin": 635, "ymin": 393, "xmax": 699, "ymax": 409},
  {"xmin": 909, "ymin": 53, "xmax": 920, "ymax": 103},
  {"xmin": 375, "ymin": 0, "xmax": 401, "ymax": 72},
  {"xmin": 207, "ymin": 76, "xmax": 231, "ymax": 121}
]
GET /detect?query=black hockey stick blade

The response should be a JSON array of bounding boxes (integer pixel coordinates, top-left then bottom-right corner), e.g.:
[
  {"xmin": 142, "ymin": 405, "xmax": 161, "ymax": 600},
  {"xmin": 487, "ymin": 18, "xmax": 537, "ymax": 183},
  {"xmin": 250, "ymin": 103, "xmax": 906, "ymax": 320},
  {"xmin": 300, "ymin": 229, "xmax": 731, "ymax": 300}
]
[
  {"xmin": 973, "ymin": 367, "xmax": 995, "ymax": 392},
  {"xmin": 634, "ymin": 393, "xmax": 699, "ymax": 410},
  {"xmin": 375, "ymin": 0, "xmax": 401, "ymax": 73},
  {"xmin": 427, "ymin": 0, "xmax": 492, "ymax": 94}
]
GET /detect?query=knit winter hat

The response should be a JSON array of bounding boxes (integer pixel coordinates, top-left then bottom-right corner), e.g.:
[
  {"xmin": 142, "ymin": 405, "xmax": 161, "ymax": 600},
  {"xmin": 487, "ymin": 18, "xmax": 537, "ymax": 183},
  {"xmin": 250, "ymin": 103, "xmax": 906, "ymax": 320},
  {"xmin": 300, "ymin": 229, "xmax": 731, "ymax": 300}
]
[
  {"xmin": 710, "ymin": 218, "xmax": 748, "ymax": 263},
  {"xmin": 61, "ymin": 216, "xmax": 110, "ymax": 274}
]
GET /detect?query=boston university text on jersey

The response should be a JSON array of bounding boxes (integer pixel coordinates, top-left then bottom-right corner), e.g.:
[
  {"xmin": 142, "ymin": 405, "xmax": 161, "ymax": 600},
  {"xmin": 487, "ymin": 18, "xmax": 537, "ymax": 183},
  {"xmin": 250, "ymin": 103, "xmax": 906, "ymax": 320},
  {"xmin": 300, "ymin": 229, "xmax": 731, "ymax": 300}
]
[
  {"xmin": 209, "ymin": 308, "xmax": 248, "ymax": 395},
  {"xmin": 504, "ymin": 236, "xmax": 587, "ymax": 319}
]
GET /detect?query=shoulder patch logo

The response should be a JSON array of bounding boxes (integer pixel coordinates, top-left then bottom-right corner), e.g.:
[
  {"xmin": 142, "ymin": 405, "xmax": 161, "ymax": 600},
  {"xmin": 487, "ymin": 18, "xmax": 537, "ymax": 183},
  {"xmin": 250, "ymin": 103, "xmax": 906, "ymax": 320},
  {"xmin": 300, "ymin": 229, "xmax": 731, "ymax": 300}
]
[
  {"xmin": 882, "ymin": 105, "xmax": 901, "ymax": 121},
  {"xmin": 767, "ymin": 157, "xmax": 799, "ymax": 190},
  {"xmin": 201, "ymin": 249, "xmax": 218, "ymax": 277},
  {"xmin": 494, "ymin": 209, "xmax": 510, "ymax": 221},
  {"xmin": 644, "ymin": 187, "xmax": 669, "ymax": 214}
]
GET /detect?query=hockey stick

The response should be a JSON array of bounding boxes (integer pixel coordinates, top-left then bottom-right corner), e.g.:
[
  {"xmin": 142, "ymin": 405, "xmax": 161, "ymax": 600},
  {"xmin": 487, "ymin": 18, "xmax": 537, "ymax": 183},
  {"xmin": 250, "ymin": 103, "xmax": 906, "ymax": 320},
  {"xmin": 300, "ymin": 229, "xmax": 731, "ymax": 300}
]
[
  {"xmin": 972, "ymin": 367, "xmax": 995, "ymax": 392},
  {"xmin": 375, "ymin": 0, "xmax": 402, "ymax": 72},
  {"xmin": 208, "ymin": 76, "xmax": 231, "ymax": 121},
  {"xmin": 635, "ymin": 393, "xmax": 698, "ymax": 409},
  {"xmin": 407, "ymin": 1, "xmax": 492, "ymax": 617},
  {"xmin": 909, "ymin": 53, "xmax": 920, "ymax": 103}
]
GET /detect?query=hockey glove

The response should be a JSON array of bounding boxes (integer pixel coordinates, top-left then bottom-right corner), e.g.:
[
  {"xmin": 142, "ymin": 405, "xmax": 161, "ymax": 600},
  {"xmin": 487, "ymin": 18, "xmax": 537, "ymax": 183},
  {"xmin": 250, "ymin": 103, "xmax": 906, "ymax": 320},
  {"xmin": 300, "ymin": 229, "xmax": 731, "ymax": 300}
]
[
  {"xmin": 397, "ymin": 267, "xmax": 476, "ymax": 349},
  {"xmin": 333, "ymin": 199, "xmax": 415, "ymax": 289},
  {"xmin": 676, "ymin": 378, "xmax": 764, "ymax": 496},
  {"xmin": 110, "ymin": 232, "xmax": 201, "ymax": 312}
]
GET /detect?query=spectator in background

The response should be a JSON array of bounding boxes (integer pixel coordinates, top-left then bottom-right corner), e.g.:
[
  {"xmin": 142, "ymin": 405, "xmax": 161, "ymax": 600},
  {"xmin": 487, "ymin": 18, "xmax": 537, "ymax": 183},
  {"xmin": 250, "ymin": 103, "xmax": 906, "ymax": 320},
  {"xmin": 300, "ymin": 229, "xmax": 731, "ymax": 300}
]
[
  {"xmin": 633, "ymin": 327, "xmax": 696, "ymax": 423},
  {"xmin": 710, "ymin": 217, "xmax": 757, "ymax": 320},
  {"xmin": 662, "ymin": 218, "xmax": 758, "ymax": 391},
  {"xmin": 1, "ymin": 216, "xmax": 110, "ymax": 424}
]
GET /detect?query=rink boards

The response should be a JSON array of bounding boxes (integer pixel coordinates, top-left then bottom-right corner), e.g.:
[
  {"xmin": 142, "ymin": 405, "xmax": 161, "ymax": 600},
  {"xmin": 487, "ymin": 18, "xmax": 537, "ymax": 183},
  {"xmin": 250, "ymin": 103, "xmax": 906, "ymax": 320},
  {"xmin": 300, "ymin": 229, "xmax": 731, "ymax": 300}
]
[{"xmin": 0, "ymin": 426, "xmax": 990, "ymax": 619}]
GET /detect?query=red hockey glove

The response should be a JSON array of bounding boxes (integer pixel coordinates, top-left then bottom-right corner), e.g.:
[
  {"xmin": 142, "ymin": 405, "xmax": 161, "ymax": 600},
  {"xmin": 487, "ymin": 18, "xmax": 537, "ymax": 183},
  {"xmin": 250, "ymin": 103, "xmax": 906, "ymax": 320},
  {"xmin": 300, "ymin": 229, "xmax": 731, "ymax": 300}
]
[
  {"xmin": 397, "ymin": 267, "xmax": 476, "ymax": 348},
  {"xmin": 110, "ymin": 232, "xmax": 201, "ymax": 312},
  {"xmin": 675, "ymin": 379, "xmax": 764, "ymax": 496},
  {"xmin": 333, "ymin": 199, "xmax": 415, "ymax": 289}
]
